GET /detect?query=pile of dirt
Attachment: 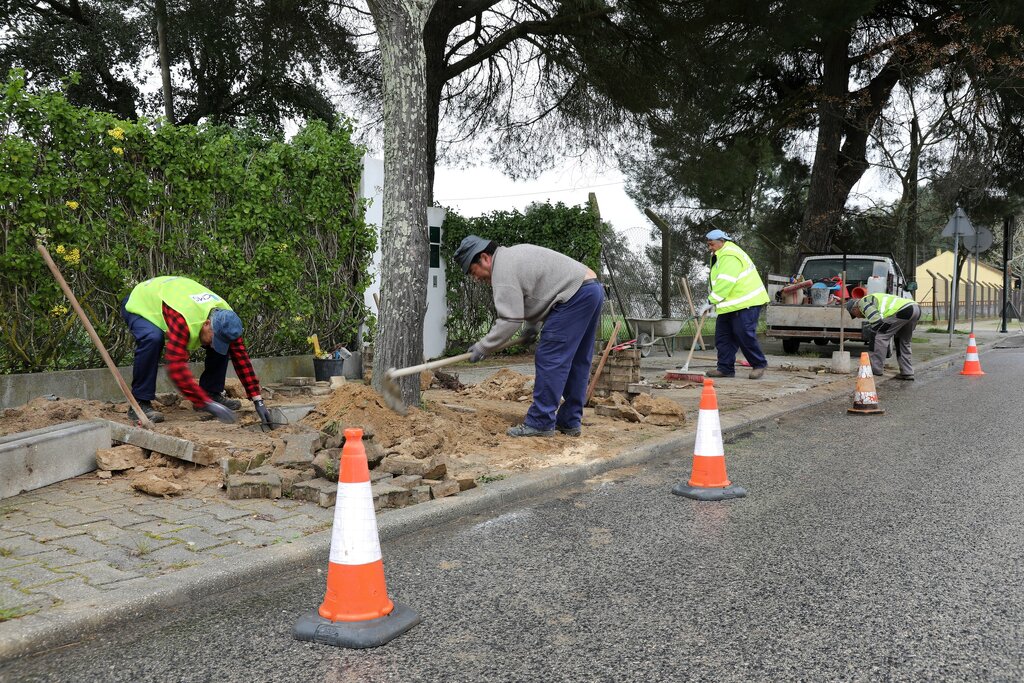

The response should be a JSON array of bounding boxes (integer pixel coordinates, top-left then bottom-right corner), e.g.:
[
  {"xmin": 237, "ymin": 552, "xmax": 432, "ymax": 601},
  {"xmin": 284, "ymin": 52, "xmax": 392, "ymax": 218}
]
[{"xmin": 465, "ymin": 368, "xmax": 533, "ymax": 401}]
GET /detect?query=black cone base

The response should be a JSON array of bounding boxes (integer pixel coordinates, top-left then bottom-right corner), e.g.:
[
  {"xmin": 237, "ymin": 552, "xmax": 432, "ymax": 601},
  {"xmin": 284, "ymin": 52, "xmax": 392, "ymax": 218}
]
[
  {"xmin": 293, "ymin": 601, "xmax": 420, "ymax": 649},
  {"xmin": 672, "ymin": 483, "xmax": 747, "ymax": 501}
]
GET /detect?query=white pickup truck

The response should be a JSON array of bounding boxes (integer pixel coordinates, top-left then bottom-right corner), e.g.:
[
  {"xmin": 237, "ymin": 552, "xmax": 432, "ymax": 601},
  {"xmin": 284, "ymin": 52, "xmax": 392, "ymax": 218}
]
[{"xmin": 764, "ymin": 253, "xmax": 917, "ymax": 354}]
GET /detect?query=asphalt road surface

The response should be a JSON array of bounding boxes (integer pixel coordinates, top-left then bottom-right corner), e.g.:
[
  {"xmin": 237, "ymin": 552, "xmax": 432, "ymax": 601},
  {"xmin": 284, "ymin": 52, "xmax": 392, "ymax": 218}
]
[{"xmin": 4, "ymin": 346, "xmax": 1024, "ymax": 682}]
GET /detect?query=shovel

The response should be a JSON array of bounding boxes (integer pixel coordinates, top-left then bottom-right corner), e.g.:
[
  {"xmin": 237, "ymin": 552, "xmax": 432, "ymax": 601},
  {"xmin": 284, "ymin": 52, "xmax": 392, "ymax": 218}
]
[{"xmin": 381, "ymin": 336, "xmax": 521, "ymax": 415}]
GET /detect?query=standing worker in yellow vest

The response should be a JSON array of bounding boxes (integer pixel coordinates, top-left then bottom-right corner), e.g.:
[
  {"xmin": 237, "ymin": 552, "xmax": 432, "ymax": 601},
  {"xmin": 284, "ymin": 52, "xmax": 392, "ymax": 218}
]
[
  {"xmin": 698, "ymin": 229, "xmax": 770, "ymax": 379},
  {"xmin": 120, "ymin": 276, "xmax": 272, "ymax": 426},
  {"xmin": 846, "ymin": 293, "xmax": 921, "ymax": 380}
]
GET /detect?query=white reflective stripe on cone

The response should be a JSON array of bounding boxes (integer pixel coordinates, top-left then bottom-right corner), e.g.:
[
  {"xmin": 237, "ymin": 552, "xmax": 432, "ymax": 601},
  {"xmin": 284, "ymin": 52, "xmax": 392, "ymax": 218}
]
[
  {"xmin": 329, "ymin": 482, "xmax": 382, "ymax": 566},
  {"xmin": 966, "ymin": 352, "xmax": 979, "ymax": 360},
  {"xmin": 693, "ymin": 409, "xmax": 725, "ymax": 457}
]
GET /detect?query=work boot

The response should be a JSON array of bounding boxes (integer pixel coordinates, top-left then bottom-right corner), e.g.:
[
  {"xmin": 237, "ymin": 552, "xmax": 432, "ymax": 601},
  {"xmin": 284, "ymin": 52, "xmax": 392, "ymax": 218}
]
[
  {"xmin": 128, "ymin": 401, "xmax": 165, "ymax": 424},
  {"xmin": 894, "ymin": 374, "xmax": 915, "ymax": 381},
  {"xmin": 507, "ymin": 424, "xmax": 555, "ymax": 438},
  {"xmin": 556, "ymin": 425, "xmax": 582, "ymax": 437},
  {"xmin": 705, "ymin": 369, "xmax": 734, "ymax": 378},
  {"xmin": 748, "ymin": 367, "xmax": 766, "ymax": 380},
  {"xmin": 208, "ymin": 392, "xmax": 241, "ymax": 410}
]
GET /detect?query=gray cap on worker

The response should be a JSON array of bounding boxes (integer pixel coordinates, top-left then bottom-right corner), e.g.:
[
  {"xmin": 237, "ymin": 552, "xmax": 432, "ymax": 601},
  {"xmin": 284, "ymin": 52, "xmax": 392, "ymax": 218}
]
[
  {"xmin": 845, "ymin": 298, "xmax": 858, "ymax": 314},
  {"xmin": 455, "ymin": 234, "xmax": 491, "ymax": 274}
]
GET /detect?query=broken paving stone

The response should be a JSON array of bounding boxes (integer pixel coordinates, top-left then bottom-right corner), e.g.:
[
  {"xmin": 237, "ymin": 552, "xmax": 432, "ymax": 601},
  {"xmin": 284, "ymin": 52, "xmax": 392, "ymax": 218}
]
[
  {"xmin": 365, "ymin": 442, "xmax": 385, "ymax": 467},
  {"xmin": 283, "ymin": 376, "xmax": 315, "ymax": 386},
  {"xmin": 219, "ymin": 451, "xmax": 271, "ymax": 476},
  {"xmin": 96, "ymin": 470, "xmax": 112, "ymax": 479},
  {"xmin": 390, "ymin": 474, "xmax": 423, "ymax": 490},
  {"xmin": 154, "ymin": 392, "xmax": 181, "ymax": 407},
  {"xmin": 329, "ymin": 376, "xmax": 347, "ymax": 390},
  {"xmin": 96, "ymin": 444, "xmax": 147, "ymax": 472},
  {"xmin": 379, "ymin": 454, "xmax": 447, "ymax": 480},
  {"xmin": 594, "ymin": 403, "xmax": 644, "ymax": 422},
  {"xmin": 222, "ymin": 379, "xmax": 246, "ymax": 399},
  {"xmin": 270, "ymin": 432, "xmax": 318, "ymax": 466},
  {"xmin": 249, "ymin": 465, "xmax": 314, "ymax": 496},
  {"xmin": 410, "ymin": 485, "xmax": 431, "ymax": 504},
  {"xmin": 371, "ymin": 482, "xmax": 411, "ymax": 510},
  {"xmin": 311, "ymin": 448, "xmax": 341, "ymax": 481},
  {"xmin": 428, "ymin": 479, "xmax": 460, "ymax": 499},
  {"xmin": 369, "ymin": 470, "xmax": 394, "ymax": 484},
  {"xmin": 225, "ymin": 472, "xmax": 282, "ymax": 500},
  {"xmin": 308, "ymin": 386, "xmax": 332, "ymax": 396},
  {"xmin": 291, "ymin": 479, "xmax": 337, "ymax": 507},
  {"xmin": 319, "ymin": 432, "xmax": 344, "ymax": 450},
  {"xmin": 131, "ymin": 473, "xmax": 183, "ymax": 497},
  {"xmin": 386, "ymin": 432, "xmax": 443, "ymax": 460}
]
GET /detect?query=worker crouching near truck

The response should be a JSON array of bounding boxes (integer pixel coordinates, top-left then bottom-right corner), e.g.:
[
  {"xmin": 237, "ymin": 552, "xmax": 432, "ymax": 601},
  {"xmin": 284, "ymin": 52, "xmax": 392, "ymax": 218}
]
[
  {"xmin": 120, "ymin": 276, "xmax": 272, "ymax": 426},
  {"xmin": 455, "ymin": 235, "xmax": 603, "ymax": 438},
  {"xmin": 845, "ymin": 293, "xmax": 921, "ymax": 380},
  {"xmin": 699, "ymin": 229, "xmax": 770, "ymax": 379}
]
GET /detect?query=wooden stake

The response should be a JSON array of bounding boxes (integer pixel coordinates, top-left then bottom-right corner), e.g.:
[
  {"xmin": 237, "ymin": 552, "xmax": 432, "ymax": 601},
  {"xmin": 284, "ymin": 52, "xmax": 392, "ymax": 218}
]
[
  {"xmin": 679, "ymin": 279, "xmax": 705, "ymax": 350},
  {"xmin": 585, "ymin": 321, "xmax": 621, "ymax": 406},
  {"xmin": 36, "ymin": 242, "xmax": 154, "ymax": 429}
]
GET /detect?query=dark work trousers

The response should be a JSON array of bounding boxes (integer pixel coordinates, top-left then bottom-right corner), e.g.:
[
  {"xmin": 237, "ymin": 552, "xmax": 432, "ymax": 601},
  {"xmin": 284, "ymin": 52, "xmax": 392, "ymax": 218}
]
[
  {"xmin": 714, "ymin": 305, "xmax": 767, "ymax": 376},
  {"xmin": 525, "ymin": 280, "xmax": 605, "ymax": 431},
  {"xmin": 120, "ymin": 300, "xmax": 229, "ymax": 401}
]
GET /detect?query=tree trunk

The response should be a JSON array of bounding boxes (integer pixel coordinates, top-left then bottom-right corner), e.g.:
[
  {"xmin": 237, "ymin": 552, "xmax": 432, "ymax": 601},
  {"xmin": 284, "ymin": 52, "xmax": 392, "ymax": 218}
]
[
  {"xmin": 906, "ymin": 113, "xmax": 920, "ymax": 279},
  {"xmin": 155, "ymin": 0, "xmax": 174, "ymax": 122},
  {"xmin": 799, "ymin": 32, "xmax": 850, "ymax": 254},
  {"xmin": 367, "ymin": 0, "xmax": 436, "ymax": 408}
]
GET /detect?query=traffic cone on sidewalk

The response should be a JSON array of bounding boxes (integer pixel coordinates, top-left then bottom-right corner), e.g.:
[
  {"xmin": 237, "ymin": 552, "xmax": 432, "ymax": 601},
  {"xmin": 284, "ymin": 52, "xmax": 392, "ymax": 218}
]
[
  {"xmin": 848, "ymin": 352, "xmax": 884, "ymax": 415},
  {"xmin": 960, "ymin": 333, "xmax": 985, "ymax": 376},
  {"xmin": 293, "ymin": 428, "xmax": 420, "ymax": 648},
  {"xmin": 672, "ymin": 379, "xmax": 747, "ymax": 501}
]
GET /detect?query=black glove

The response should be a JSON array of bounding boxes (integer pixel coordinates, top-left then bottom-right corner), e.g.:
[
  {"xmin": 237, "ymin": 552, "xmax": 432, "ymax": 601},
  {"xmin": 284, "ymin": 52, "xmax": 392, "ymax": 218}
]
[
  {"xmin": 253, "ymin": 398, "xmax": 271, "ymax": 426},
  {"xmin": 519, "ymin": 326, "xmax": 539, "ymax": 346},
  {"xmin": 203, "ymin": 400, "xmax": 237, "ymax": 424},
  {"xmin": 468, "ymin": 344, "xmax": 485, "ymax": 362}
]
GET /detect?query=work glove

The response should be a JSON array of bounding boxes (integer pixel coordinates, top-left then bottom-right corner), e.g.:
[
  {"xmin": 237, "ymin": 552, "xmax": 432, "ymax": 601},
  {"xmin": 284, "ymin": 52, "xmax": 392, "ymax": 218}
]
[
  {"xmin": 698, "ymin": 301, "xmax": 715, "ymax": 317},
  {"xmin": 468, "ymin": 344, "xmax": 485, "ymax": 363},
  {"xmin": 253, "ymin": 397, "xmax": 271, "ymax": 427},
  {"xmin": 519, "ymin": 325, "xmax": 539, "ymax": 346},
  {"xmin": 202, "ymin": 400, "xmax": 237, "ymax": 424}
]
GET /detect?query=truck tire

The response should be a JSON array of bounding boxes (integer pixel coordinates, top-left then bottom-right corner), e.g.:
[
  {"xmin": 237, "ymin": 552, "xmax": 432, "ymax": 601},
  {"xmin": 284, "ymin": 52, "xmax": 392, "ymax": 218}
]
[
  {"xmin": 782, "ymin": 338, "xmax": 800, "ymax": 354},
  {"xmin": 814, "ymin": 338, "xmax": 829, "ymax": 346}
]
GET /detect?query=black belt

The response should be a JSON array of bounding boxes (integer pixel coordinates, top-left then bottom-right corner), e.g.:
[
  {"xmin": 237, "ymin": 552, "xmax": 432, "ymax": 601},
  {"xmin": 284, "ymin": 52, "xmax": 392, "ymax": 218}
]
[{"xmin": 582, "ymin": 277, "xmax": 599, "ymax": 284}]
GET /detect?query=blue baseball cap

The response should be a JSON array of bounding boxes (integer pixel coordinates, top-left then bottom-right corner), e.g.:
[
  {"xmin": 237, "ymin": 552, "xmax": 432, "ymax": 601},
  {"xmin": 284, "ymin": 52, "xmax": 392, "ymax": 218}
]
[
  {"xmin": 209, "ymin": 309, "xmax": 243, "ymax": 355},
  {"xmin": 705, "ymin": 229, "xmax": 732, "ymax": 241}
]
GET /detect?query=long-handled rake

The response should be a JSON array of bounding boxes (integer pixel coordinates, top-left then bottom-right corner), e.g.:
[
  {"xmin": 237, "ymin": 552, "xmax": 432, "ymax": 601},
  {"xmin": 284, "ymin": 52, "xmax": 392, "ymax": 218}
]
[{"xmin": 381, "ymin": 337, "xmax": 521, "ymax": 415}]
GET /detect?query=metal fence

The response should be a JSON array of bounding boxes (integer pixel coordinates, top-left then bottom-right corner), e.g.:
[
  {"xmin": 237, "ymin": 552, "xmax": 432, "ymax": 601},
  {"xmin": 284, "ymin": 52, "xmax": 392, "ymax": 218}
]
[{"xmin": 921, "ymin": 269, "xmax": 1023, "ymax": 322}]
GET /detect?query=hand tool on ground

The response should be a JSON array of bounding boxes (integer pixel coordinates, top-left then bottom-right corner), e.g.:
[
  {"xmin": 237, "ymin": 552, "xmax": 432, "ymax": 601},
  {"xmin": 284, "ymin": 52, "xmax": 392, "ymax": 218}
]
[
  {"xmin": 679, "ymin": 278, "xmax": 705, "ymax": 350},
  {"xmin": 673, "ymin": 310, "xmax": 710, "ymax": 382},
  {"xmin": 585, "ymin": 321, "xmax": 621, "ymax": 406},
  {"xmin": 382, "ymin": 336, "xmax": 521, "ymax": 415},
  {"xmin": 36, "ymin": 241, "xmax": 155, "ymax": 429}
]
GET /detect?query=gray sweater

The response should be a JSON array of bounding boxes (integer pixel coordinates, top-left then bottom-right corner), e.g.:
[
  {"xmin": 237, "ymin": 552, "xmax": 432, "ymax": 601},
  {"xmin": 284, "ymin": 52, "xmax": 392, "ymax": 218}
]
[{"xmin": 476, "ymin": 245, "xmax": 592, "ymax": 352}]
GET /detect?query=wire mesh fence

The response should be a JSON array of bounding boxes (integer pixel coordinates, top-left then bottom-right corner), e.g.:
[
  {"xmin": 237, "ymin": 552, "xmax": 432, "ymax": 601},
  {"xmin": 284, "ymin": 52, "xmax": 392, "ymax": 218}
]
[{"xmin": 597, "ymin": 225, "xmax": 710, "ymax": 346}]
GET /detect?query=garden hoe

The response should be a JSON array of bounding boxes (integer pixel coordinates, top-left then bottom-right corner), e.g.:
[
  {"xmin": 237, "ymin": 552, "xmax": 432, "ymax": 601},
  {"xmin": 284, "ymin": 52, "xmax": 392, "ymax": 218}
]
[{"xmin": 382, "ymin": 337, "xmax": 521, "ymax": 415}]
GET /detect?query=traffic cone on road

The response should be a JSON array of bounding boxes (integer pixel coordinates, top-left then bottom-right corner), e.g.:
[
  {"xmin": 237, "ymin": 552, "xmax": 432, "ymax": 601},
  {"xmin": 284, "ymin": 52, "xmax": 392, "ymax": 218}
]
[
  {"xmin": 848, "ymin": 352, "xmax": 885, "ymax": 415},
  {"xmin": 293, "ymin": 428, "xmax": 420, "ymax": 648},
  {"xmin": 672, "ymin": 379, "xmax": 747, "ymax": 501},
  {"xmin": 960, "ymin": 333, "xmax": 985, "ymax": 376}
]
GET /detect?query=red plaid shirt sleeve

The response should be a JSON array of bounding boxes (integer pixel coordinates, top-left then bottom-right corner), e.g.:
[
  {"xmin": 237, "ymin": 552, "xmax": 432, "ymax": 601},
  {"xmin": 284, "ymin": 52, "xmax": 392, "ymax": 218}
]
[
  {"xmin": 163, "ymin": 304, "xmax": 209, "ymax": 408},
  {"xmin": 229, "ymin": 338, "xmax": 261, "ymax": 399}
]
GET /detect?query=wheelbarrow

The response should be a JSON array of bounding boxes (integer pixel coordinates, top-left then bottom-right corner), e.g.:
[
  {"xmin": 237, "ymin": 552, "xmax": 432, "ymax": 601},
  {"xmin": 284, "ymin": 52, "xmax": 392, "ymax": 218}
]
[{"xmin": 625, "ymin": 316, "xmax": 687, "ymax": 357}]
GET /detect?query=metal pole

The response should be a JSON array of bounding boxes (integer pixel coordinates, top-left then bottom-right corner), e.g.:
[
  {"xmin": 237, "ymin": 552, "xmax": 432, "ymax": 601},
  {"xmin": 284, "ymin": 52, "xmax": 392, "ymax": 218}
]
[
  {"xmin": 949, "ymin": 211, "xmax": 960, "ymax": 346},
  {"xmin": 1001, "ymin": 215, "xmax": 1012, "ymax": 333},
  {"xmin": 971, "ymin": 245, "xmax": 978, "ymax": 334}
]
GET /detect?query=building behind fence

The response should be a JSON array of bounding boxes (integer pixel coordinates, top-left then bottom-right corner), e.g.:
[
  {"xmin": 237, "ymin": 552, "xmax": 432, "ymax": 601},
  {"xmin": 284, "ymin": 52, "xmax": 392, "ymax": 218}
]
[{"xmin": 914, "ymin": 250, "xmax": 1022, "ymax": 321}]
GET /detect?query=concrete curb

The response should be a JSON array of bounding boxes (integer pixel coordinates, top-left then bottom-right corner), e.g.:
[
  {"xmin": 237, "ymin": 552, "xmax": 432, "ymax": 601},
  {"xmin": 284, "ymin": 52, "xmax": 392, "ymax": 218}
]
[{"xmin": 0, "ymin": 337, "xmax": 1011, "ymax": 662}]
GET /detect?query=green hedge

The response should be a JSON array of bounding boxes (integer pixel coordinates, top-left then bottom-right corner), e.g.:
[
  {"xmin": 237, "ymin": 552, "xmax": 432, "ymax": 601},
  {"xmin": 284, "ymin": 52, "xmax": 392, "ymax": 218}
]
[
  {"xmin": 0, "ymin": 72, "xmax": 373, "ymax": 374},
  {"xmin": 441, "ymin": 202, "xmax": 603, "ymax": 350}
]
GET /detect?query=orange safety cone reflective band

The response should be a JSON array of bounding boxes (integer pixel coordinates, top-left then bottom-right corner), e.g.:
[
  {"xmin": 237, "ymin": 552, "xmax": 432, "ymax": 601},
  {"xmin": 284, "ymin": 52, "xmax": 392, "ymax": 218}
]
[
  {"xmin": 848, "ymin": 352, "xmax": 884, "ymax": 415},
  {"xmin": 672, "ymin": 379, "xmax": 746, "ymax": 501},
  {"xmin": 293, "ymin": 428, "xmax": 420, "ymax": 648},
  {"xmin": 960, "ymin": 333, "xmax": 985, "ymax": 376}
]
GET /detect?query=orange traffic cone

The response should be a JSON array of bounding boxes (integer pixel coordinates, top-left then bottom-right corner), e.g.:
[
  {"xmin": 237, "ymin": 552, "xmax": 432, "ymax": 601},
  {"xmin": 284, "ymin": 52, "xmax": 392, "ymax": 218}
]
[
  {"xmin": 293, "ymin": 428, "xmax": 420, "ymax": 648},
  {"xmin": 960, "ymin": 333, "xmax": 985, "ymax": 376},
  {"xmin": 848, "ymin": 352, "xmax": 884, "ymax": 415},
  {"xmin": 672, "ymin": 379, "xmax": 747, "ymax": 501}
]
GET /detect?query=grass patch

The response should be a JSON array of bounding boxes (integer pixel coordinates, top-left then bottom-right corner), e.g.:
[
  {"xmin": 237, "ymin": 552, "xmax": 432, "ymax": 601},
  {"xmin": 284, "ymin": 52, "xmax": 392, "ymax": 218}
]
[
  {"xmin": 0, "ymin": 606, "xmax": 28, "ymax": 622},
  {"xmin": 131, "ymin": 539, "xmax": 154, "ymax": 557},
  {"xmin": 477, "ymin": 474, "xmax": 507, "ymax": 484},
  {"xmin": 0, "ymin": 547, "xmax": 14, "ymax": 558},
  {"xmin": 911, "ymin": 337, "xmax": 928, "ymax": 343},
  {"xmin": 925, "ymin": 327, "xmax": 967, "ymax": 334},
  {"xmin": 167, "ymin": 561, "xmax": 195, "ymax": 571}
]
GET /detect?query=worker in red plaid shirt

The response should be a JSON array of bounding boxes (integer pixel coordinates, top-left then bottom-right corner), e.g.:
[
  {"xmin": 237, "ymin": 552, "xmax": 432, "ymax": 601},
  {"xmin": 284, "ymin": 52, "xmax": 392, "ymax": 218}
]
[{"xmin": 119, "ymin": 276, "xmax": 271, "ymax": 426}]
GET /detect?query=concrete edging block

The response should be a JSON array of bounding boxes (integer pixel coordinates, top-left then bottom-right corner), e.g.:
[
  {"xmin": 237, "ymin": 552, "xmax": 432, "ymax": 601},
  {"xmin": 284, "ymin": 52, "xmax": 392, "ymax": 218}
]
[{"xmin": 0, "ymin": 420, "xmax": 111, "ymax": 500}]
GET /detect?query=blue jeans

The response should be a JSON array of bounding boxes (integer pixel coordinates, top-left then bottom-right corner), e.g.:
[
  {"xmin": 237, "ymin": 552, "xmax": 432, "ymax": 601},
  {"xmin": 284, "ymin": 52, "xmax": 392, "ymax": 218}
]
[
  {"xmin": 524, "ymin": 280, "xmax": 604, "ymax": 431},
  {"xmin": 714, "ymin": 306, "xmax": 767, "ymax": 375}
]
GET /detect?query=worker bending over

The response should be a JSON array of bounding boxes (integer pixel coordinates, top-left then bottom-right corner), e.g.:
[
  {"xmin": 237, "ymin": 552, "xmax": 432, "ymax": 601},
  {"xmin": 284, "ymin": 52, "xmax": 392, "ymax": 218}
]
[
  {"xmin": 455, "ymin": 235, "xmax": 603, "ymax": 438},
  {"xmin": 120, "ymin": 276, "xmax": 272, "ymax": 425},
  {"xmin": 846, "ymin": 293, "xmax": 921, "ymax": 380}
]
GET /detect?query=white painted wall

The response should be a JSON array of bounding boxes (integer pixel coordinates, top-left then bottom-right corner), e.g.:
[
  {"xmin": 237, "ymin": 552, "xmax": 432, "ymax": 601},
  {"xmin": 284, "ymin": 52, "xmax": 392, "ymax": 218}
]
[{"xmin": 359, "ymin": 155, "xmax": 448, "ymax": 360}]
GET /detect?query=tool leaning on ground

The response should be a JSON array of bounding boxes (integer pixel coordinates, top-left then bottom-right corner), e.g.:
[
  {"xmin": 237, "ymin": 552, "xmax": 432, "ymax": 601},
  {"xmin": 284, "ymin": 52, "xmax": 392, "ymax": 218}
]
[
  {"xmin": 381, "ymin": 335, "xmax": 524, "ymax": 415},
  {"xmin": 35, "ymin": 241, "xmax": 157, "ymax": 430},
  {"xmin": 666, "ymin": 309, "xmax": 711, "ymax": 384}
]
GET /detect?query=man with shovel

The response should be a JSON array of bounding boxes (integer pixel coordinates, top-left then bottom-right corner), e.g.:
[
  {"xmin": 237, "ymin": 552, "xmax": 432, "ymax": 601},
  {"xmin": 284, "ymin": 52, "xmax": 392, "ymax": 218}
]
[
  {"xmin": 120, "ymin": 276, "xmax": 272, "ymax": 426},
  {"xmin": 455, "ymin": 235, "xmax": 603, "ymax": 438}
]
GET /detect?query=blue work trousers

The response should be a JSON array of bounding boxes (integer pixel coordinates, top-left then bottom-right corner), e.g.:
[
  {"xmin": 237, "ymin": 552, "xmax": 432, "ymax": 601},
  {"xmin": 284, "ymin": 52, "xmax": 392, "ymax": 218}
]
[
  {"xmin": 120, "ymin": 300, "xmax": 229, "ymax": 401},
  {"xmin": 525, "ymin": 280, "xmax": 604, "ymax": 431},
  {"xmin": 714, "ymin": 305, "xmax": 767, "ymax": 376}
]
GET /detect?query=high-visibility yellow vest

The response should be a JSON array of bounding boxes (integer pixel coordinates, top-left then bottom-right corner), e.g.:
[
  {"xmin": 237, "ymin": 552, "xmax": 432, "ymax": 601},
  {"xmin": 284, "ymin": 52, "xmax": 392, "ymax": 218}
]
[
  {"xmin": 859, "ymin": 293, "xmax": 915, "ymax": 327},
  {"xmin": 125, "ymin": 276, "xmax": 232, "ymax": 351},
  {"xmin": 708, "ymin": 242, "xmax": 769, "ymax": 313}
]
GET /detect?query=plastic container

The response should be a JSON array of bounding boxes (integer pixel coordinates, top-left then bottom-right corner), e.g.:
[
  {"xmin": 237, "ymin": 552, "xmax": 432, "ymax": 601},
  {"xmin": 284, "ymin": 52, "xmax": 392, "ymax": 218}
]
[{"xmin": 313, "ymin": 358, "xmax": 345, "ymax": 382}]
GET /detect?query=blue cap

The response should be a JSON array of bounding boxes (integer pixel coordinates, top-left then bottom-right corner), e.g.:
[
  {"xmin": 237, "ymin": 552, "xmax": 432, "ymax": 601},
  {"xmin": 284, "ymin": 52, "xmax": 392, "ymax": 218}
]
[
  {"xmin": 209, "ymin": 309, "xmax": 243, "ymax": 355},
  {"xmin": 705, "ymin": 229, "xmax": 731, "ymax": 241},
  {"xmin": 455, "ymin": 234, "xmax": 491, "ymax": 274}
]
